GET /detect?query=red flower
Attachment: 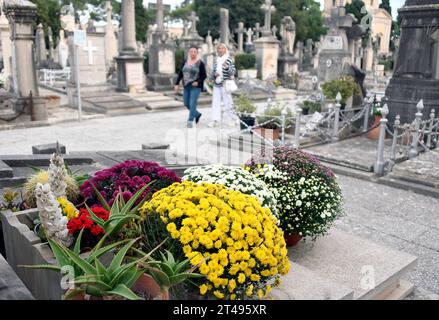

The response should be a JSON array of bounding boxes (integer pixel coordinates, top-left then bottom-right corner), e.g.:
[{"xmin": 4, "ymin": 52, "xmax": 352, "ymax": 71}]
[{"xmin": 67, "ymin": 206, "xmax": 110, "ymax": 237}]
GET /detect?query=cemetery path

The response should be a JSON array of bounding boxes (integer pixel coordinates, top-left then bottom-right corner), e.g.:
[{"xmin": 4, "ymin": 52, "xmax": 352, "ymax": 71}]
[{"xmin": 336, "ymin": 175, "xmax": 439, "ymax": 299}]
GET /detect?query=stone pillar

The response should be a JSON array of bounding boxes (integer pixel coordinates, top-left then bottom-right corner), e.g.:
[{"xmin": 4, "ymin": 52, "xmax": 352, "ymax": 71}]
[
  {"xmin": 4, "ymin": 0, "xmax": 46, "ymax": 120},
  {"xmin": 0, "ymin": 1, "xmax": 12, "ymax": 90},
  {"xmin": 220, "ymin": 8, "xmax": 230, "ymax": 47},
  {"xmin": 235, "ymin": 22, "xmax": 245, "ymax": 53},
  {"xmin": 115, "ymin": 0, "xmax": 144, "ymax": 92},
  {"xmin": 120, "ymin": 0, "xmax": 137, "ymax": 55},
  {"xmin": 254, "ymin": 1, "xmax": 279, "ymax": 80},
  {"xmin": 35, "ymin": 24, "xmax": 47, "ymax": 67}
]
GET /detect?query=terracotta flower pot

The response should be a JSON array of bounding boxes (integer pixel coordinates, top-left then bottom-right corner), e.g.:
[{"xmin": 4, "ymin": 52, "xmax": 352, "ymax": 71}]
[
  {"xmin": 284, "ymin": 233, "xmax": 302, "ymax": 247},
  {"xmin": 367, "ymin": 115, "xmax": 382, "ymax": 140},
  {"xmin": 254, "ymin": 128, "xmax": 280, "ymax": 141},
  {"xmin": 131, "ymin": 274, "xmax": 169, "ymax": 300}
]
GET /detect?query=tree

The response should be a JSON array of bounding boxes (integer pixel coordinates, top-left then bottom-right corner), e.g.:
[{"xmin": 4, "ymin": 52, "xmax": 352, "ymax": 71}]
[
  {"xmin": 379, "ymin": 0, "xmax": 392, "ymax": 16},
  {"xmin": 345, "ymin": 0, "xmax": 366, "ymax": 22},
  {"xmin": 31, "ymin": 0, "xmax": 62, "ymax": 47},
  {"xmin": 193, "ymin": 0, "xmax": 325, "ymax": 43}
]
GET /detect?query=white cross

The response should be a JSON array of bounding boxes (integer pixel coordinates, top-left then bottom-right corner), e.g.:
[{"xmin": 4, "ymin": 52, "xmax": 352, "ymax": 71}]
[{"xmin": 83, "ymin": 40, "xmax": 98, "ymax": 65}]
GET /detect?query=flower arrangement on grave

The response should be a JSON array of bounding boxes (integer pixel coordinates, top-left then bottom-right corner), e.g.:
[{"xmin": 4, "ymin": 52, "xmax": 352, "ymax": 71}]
[
  {"xmin": 245, "ymin": 147, "xmax": 343, "ymax": 241},
  {"xmin": 67, "ymin": 206, "xmax": 110, "ymax": 249},
  {"xmin": 139, "ymin": 181, "xmax": 290, "ymax": 300},
  {"xmin": 80, "ymin": 160, "xmax": 180, "ymax": 207},
  {"xmin": 183, "ymin": 164, "xmax": 277, "ymax": 217},
  {"xmin": 23, "ymin": 169, "xmax": 80, "ymax": 208},
  {"xmin": 35, "ymin": 183, "xmax": 72, "ymax": 247},
  {"xmin": 321, "ymin": 76, "xmax": 360, "ymax": 106},
  {"xmin": 256, "ymin": 104, "xmax": 293, "ymax": 130}
]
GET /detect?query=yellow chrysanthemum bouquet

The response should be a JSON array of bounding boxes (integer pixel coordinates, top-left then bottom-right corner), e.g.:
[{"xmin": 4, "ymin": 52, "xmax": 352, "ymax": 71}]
[{"xmin": 139, "ymin": 181, "xmax": 290, "ymax": 300}]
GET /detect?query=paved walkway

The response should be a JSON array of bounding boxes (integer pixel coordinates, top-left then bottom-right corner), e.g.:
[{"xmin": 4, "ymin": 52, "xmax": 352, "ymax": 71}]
[{"xmin": 336, "ymin": 175, "xmax": 439, "ymax": 299}]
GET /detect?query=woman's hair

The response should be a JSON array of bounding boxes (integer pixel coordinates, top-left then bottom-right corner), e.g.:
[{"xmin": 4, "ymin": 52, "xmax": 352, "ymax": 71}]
[
  {"xmin": 216, "ymin": 43, "xmax": 228, "ymax": 51},
  {"xmin": 188, "ymin": 46, "xmax": 199, "ymax": 51}
]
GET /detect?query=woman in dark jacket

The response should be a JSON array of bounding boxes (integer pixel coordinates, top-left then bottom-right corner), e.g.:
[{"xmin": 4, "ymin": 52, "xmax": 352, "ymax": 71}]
[{"xmin": 175, "ymin": 46, "xmax": 207, "ymax": 128}]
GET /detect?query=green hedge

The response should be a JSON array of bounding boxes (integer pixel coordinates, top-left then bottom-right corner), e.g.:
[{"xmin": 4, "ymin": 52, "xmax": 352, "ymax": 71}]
[
  {"xmin": 175, "ymin": 49, "xmax": 185, "ymax": 75},
  {"xmin": 235, "ymin": 53, "xmax": 256, "ymax": 70}
]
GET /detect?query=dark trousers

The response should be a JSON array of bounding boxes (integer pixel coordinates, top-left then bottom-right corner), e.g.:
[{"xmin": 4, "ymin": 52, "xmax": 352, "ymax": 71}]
[{"xmin": 184, "ymin": 86, "xmax": 201, "ymax": 122}]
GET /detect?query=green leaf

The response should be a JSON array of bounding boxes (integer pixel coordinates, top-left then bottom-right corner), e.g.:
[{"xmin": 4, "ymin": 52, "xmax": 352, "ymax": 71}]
[
  {"xmin": 74, "ymin": 229, "xmax": 84, "ymax": 256},
  {"xmin": 121, "ymin": 269, "xmax": 145, "ymax": 289},
  {"xmin": 94, "ymin": 258, "xmax": 106, "ymax": 277},
  {"xmin": 151, "ymin": 261, "xmax": 174, "ymax": 277},
  {"xmin": 107, "ymin": 284, "xmax": 143, "ymax": 301},
  {"xmin": 47, "ymin": 238, "xmax": 72, "ymax": 269},
  {"xmin": 165, "ymin": 250, "xmax": 175, "ymax": 265},
  {"xmin": 169, "ymin": 273, "xmax": 204, "ymax": 286},
  {"xmin": 62, "ymin": 247, "xmax": 97, "ymax": 276},
  {"xmin": 89, "ymin": 182, "xmax": 111, "ymax": 211},
  {"xmin": 148, "ymin": 268, "xmax": 171, "ymax": 289},
  {"xmin": 108, "ymin": 238, "xmax": 139, "ymax": 275},
  {"xmin": 120, "ymin": 183, "xmax": 153, "ymax": 215},
  {"xmin": 18, "ymin": 264, "xmax": 62, "ymax": 272},
  {"xmin": 174, "ymin": 259, "xmax": 191, "ymax": 274},
  {"xmin": 108, "ymin": 264, "xmax": 140, "ymax": 288},
  {"xmin": 103, "ymin": 215, "xmax": 142, "ymax": 238},
  {"xmin": 85, "ymin": 204, "xmax": 105, "ymax": 228},
  {"xmin": 87, "ymin": 239, "xmax": 131, "ymax": 263},
  {"xmin": 73, "ymin": 277, "xmax": 112, "ymax": 291}
]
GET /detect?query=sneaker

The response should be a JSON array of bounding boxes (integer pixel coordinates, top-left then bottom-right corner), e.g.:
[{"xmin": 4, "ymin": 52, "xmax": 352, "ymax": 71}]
[
  {"xmin": 207, "ymin": 121, "xmax": 218, "ymax": 128},
  {"xmin": 196, "ymin": 113, "xmax": 202, "ymax": 124}
]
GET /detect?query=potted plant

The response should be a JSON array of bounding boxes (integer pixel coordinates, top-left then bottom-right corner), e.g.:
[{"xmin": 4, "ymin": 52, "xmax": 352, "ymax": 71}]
[
  {"xmin": 321, "ymin": 76, "xmax": 360, "ymax": 109},
  {"xmin": 235, "ymin": 53, "xmax": 257, "ymax": 79},
  {"xmin": 246, "ymin": 147, "xmax": 344, "ymax": 246},
  {"xmin": 256, "ymin": 104, "xmax": 293, "ymax": 141},
  {"xmin": 299, "ymin": 100, "xmax": 322, "ymax": 116},
  {"xmin": 235, "ymin": 94, "xmax": 257, "ymax": 130},
  {"xmin": 367, "ymin": 95, "xmax": 383, "ymax": 140},
  {"xmin": 139, "ymin": 181, "xmax": 290, "ymax": 300}
]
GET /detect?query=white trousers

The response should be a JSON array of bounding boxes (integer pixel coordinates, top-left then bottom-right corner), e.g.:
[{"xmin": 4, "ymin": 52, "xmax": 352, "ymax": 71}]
[{"xmin": 211, "ymin": 85, "xmax": 235, "ymax": 122}]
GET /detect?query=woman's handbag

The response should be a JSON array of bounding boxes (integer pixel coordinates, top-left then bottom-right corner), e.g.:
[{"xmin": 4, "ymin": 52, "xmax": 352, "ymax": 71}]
[{"xmin": 224, "ymin": 79, "xmax": 238, "ymax": 93}]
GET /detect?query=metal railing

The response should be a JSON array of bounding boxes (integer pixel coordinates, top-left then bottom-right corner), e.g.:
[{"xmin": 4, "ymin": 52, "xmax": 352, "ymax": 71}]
[{"xmin": 373, "ymin": 100, "xmax": 439, "ymax": 176}]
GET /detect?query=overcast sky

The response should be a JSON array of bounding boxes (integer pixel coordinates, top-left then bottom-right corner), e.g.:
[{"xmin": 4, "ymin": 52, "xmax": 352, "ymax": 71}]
[{"xmin": 144, "ymin": 0, "xmax": 406, "ymax": 19}]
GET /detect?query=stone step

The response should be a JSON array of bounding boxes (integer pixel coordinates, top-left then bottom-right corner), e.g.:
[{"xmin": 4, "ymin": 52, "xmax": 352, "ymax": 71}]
[
  {"xmin": 287, "ymin": 228, "xmax": 417, "ymax": 300},
  {"xmin": 146, "ymin": 100, "xmax": 184, "ymax": 111},
  {"xmin": 83, "ymin": 95, "xmax": 135, "ymax": 104},
  {"xmin": 131, "ymin": 95, "xmax": 172, "ymax": 103},
  {"xmin": 94, "ymin": 100, "xmax": 146, "ymax": 110},
  {"xmin": 0, "ymin": 177, "xmax": 26, "ymax": 189},
  {"xmin": 0, "ymin": 160, "xmax": 13, "ymax": 179},
  {"xmin": 78, "ymin": 91, "xmax": 118, "ymax": 98}
]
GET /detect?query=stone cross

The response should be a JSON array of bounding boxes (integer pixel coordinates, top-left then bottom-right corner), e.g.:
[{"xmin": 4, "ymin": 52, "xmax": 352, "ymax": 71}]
[
  {"xmin": 188, "ymin": 11, "xmax": 199, "ymax": 36},
  {"xmin": 272, "ymin": 25, "xmax": 278, "ymax": 37},
  {"xmin": 261, "ymin": 0, "xmax": 276, "ymax": 37},
  {"xmin": 246, "ymin": 28, "xmax": 253, "ymax": 44},
  {"xmin": 206, "ymin": 30, "xmax": 213, "ymax": 51},
  {"xmin": 106, "ymin": 1, "xmax": 113, "ymax": 22},
  {"xmin": 254, "ymin": 22, "xmax": 262, "ymax": 40},
  {"xmin": 155, "ymin": 0, "xmax": 165, "ymax": 32},
  {"xmin": 83, "ymin": 40, "xmax": 98, "ymax": 65},
  {"xmin": 235, "ymin": 22, "xmax": 245, "ymax": 52}
]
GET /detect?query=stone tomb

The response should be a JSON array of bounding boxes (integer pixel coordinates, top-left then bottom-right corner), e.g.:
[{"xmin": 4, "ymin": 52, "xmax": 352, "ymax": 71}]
[
  {"xmin": 67, "ymin": 32, "xmax": 108, "ymax": 107},
  {"xmin": 272, "ymin": 228, "xmax": 417, "ymax": 300}
]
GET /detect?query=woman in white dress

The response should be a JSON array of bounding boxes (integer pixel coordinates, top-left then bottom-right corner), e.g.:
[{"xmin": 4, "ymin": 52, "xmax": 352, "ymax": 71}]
[{"xmin": 208, "ymin": 43, "xmax": 237, "ymax": 128}]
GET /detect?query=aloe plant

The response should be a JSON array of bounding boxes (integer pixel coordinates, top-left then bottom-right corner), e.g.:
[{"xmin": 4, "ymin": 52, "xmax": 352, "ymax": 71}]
[
  {"xmin": 20, "ymin": 234, "xmax": 164, "ymax": 300},
  {"xmin": 138, "ymin": 250, "xmax": 204, "ymax": 294},
  {"xmin": 86, "ymin": 182, "xmax": 154, "ymax": 246}
]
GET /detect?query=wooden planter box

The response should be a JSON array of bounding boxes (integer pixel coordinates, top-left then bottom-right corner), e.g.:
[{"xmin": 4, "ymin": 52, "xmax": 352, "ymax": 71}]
[{"xmin": 1, "ymin": 209, "xmax": 64, "ymax": 300}]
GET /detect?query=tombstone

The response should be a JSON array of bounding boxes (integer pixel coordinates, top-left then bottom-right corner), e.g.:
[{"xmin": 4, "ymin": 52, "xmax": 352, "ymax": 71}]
[
  {"xmin": 60, "ymin": 4, "xmax": 75, "ymax": 33},
  {"xmin": 145, "ymin": 25, "xmax": 155, "ymax": 50},
  {"xmin": 254, "ymin": 0, "xmax": 280, "ymax": 80},
  {"xmin": 0, "ymin": 0, "xmax": 12, "ymax": 90},
  {"xmin": 57, "ymin": 30, "xmax": 69, "ymax": 69},
  {"xmin": 180, "ymin": 11, "xmax": 204, "ymax": 54},
  {"xmin": 317, "ymin": 7, "xmax": 355, "ymax": 82},
  {"xmin": 147, "ymin": 0, "xmax": 176, "ymax": 91},
  {"xmin": 278, "ymin": 16, "xmax": 298, "ymax": 84},
  {"xmin": 35, "ymin": 24, "xmax": 47, "ymax": 68},
  {"xmin": 245, "ymin": 28, "xmax": 255, "ymax": 53},
  {"xmin": 47, "ymin": 27, "xmax": 55, "ymax": 62},
  {"xmin": 4, "ymin": 0, "xmax": 47, "ymax": 120},
  {"xmin": 363, "ymin": 36, "xmax": 374, "ymax": 73},
  {"xmin": 235, "ymin": 22, "xmax": 245, "ymax": 53},
  {"xmin": 116, "ymin": 0, "xmax": 144, "ymax": 92},
  {"xmin": 104, "ymin": 1, "xmax": 118, "ymax": 69},
  {"xmin": 301, "ymin": 39, "xmax": 314, "ymax": 71},
  {"xmin": 384, "ymin": 0, "xmax": 439, "ymax": 124},
  {"xmin": 67, "ymin": 32, "xmax": 108, "ymax": 106},
  {"xmin": 271, "ymin": 25, "xmax": 278, "ymax": 38},
  {"xmin": 254, "ymin": 22, "xmax": 262, "ymax": 40},
  {"xmin": 204, "ymin": 30, "xmax": 215, "ymax": 72},
  {"xmin": 183, "ymin": 20, "xmax": 189, "ymax": 37}
]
